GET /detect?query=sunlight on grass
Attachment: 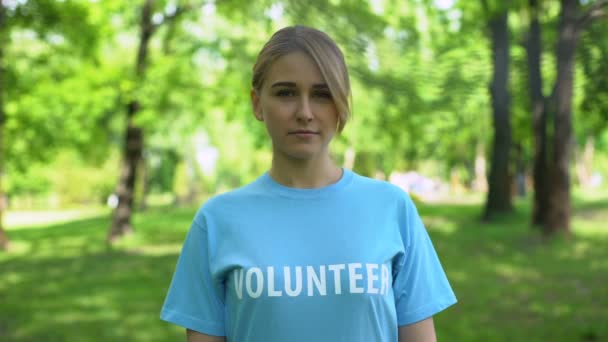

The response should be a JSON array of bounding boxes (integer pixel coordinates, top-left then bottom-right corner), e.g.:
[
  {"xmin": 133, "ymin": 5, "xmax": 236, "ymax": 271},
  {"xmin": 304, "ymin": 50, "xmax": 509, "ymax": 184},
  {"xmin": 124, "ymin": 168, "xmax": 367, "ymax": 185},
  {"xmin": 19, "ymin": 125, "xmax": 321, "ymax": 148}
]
[
  {"xmin": 424, "ymin": 216, "xmax": 457, "ymax": 233},
  {"xmin": 572, "ymin": 218, "xmax": 607, "ymax": 236},
  {"xmin": 5, "ymin": 208, "xmax": 110, "ymax": 229},
  {"xmin": 573, "ymin": 187, "xmax": 608, "ymax": 202},
  {"xmin": 113, "ymin": 234, "xmax": 184, "ymax": 256},
  {"xmin": 0, "ymin": 272, "xmax": 22, "ymax": 293},
  {"xmin": 135, "ymin": 244, "xmax": 184, "ymax": 256},
  {"xmin": 569, "ymin": 240, "xmax": 591, "ymax": 259},
  {"xmin": 111, "ymin": 227, "xmax": 186, "ymax": 256},
  {"xmin": 493, "ymin": 262, "xmax": 540, "ymax": 281},
  {"xmin": 445, "ymin": 269, "xmax": 466, "ymax": 283},
  {"xmin": 0, "ymin": 240, "xmax": 31, "ymax": 255}
]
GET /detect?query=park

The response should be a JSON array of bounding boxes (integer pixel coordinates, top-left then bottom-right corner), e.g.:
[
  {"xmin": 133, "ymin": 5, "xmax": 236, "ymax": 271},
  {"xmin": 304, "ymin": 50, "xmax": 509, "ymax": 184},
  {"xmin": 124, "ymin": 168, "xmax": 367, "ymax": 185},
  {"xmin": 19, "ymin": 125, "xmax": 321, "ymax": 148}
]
[{"xmin": 1, "ymin": 0, "xmax": 607, "ymax": 341}]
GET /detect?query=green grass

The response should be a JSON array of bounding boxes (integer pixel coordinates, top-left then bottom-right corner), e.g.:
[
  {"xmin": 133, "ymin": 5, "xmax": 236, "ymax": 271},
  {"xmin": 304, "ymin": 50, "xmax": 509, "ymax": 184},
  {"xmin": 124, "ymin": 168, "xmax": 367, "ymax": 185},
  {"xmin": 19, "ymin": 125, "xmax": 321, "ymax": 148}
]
[
  {"xmin": 422, "ymin": 194, "xmax": 608, "ymax": 341},
  {"xmin": 1, "ymin": 196, "xmax": 607, "ymax": 341}
]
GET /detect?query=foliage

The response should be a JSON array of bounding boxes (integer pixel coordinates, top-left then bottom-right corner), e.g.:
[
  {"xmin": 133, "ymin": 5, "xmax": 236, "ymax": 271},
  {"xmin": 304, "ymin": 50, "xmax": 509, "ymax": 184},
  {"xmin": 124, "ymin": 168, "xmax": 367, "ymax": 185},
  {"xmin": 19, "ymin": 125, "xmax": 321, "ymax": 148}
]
[
  {"xmin": 3, "ymin": 0, "xmax": 608, "ymax": 206},
  {"xmin": 578, "ymin": 18, "xmax": 608, "ymax": 140},
  {"xmin": 6, "ymin": 150, "xmax": 119, "ymax": 208}
]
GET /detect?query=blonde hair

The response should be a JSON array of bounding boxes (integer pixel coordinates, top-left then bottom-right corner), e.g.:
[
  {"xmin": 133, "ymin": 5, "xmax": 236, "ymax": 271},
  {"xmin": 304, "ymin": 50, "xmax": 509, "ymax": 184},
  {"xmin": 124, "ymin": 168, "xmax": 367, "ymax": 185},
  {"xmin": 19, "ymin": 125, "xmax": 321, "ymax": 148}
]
[{"xmin": 252, "ymin": 25, "xmax": 351, "ymax": 133}]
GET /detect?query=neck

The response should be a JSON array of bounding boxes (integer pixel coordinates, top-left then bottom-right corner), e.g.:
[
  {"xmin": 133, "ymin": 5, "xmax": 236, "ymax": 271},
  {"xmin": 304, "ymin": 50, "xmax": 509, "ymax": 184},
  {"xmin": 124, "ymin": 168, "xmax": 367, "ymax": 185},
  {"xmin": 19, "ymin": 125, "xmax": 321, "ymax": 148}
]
[{"xmin": 269, "ymin": 154, "xmax": 342, "ymax": 189}]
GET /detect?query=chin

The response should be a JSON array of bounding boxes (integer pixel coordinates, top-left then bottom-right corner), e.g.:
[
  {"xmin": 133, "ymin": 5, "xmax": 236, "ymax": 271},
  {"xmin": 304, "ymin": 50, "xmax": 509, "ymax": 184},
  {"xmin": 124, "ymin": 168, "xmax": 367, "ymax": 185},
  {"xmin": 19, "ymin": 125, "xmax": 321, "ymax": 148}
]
[
  {"xmin": 287, "ymin": 151, "xmax": 319, "ymax": 160},
  {"xmin": 280, "ymin": 147, "xmax": 323, "ymax": 161}
]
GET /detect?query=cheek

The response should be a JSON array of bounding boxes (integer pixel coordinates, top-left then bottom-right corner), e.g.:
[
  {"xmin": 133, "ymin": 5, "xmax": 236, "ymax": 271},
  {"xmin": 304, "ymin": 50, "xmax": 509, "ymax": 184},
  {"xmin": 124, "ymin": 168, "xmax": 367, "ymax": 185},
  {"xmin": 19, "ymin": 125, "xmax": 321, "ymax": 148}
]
[
  {"xmin": 262, "ymin": 102, "xmax": 295, "ymax": 129},
  {"xmin": 263, "ymin": 101, "xmax": 281, "ymax": 115},
  {"xmin": 260, "ymin": 106, "xmax": 283, "ymax": 135},
  {"xmin": 315, "ymin": 104, "xmax": 339, "ymax": 122}
]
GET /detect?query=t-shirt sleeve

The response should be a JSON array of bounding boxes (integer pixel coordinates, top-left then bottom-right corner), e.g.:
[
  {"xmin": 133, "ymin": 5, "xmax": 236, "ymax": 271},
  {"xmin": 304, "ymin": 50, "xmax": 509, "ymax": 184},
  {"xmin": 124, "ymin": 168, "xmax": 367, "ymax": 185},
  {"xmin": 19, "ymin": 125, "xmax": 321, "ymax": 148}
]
[
  {"xmin": 393, "ymin": 194, "xmax": 457, "ymax": 326},
  {"xmin": 160, "ymin": 215, "xmax": 225, "ymax": 336}
]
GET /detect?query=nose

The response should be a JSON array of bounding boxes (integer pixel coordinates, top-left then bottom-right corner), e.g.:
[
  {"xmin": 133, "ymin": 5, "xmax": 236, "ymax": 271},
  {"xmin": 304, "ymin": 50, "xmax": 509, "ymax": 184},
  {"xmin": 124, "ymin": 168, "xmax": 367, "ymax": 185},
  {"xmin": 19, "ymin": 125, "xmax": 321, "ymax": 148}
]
[{"xmin": 295, "ymin": 96, "xmax": 313, "ymax": 121}]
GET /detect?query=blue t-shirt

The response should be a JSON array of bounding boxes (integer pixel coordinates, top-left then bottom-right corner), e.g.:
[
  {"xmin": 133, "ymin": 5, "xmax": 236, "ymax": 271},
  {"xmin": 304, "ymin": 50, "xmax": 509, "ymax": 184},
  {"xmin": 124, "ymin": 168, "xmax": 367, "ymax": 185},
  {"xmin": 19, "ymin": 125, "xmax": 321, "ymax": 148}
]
[{"xmin": 161, "ymin": 169, "xmax": 456, "ymax": 341}]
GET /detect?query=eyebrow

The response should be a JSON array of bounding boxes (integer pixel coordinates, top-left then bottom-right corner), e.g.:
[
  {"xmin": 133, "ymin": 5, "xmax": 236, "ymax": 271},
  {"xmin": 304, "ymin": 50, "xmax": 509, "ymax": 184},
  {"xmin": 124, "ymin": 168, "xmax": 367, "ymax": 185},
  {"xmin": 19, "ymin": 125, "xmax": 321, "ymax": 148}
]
[{"xmin": 270, "ymin": 82, "xmax": 329, "ymax": 89}]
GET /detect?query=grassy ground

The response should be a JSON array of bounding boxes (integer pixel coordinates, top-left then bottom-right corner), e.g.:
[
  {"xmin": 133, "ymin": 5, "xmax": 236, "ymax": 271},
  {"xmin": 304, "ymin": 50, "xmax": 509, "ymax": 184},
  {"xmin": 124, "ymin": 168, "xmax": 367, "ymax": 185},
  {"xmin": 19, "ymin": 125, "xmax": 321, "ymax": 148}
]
[{"xmin": 0, "ymin": 193, "xmax": 606, "ymax": 341}]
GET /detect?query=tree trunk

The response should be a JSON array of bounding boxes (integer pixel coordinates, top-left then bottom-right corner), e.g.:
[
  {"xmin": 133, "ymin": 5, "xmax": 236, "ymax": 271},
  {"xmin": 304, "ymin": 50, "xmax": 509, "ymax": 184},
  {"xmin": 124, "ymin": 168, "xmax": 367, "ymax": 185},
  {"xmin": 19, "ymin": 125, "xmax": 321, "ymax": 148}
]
[
  {"xmin": 483, "ymin": 10, "xmax": 513, "ymax": 220},
  {"xmin": 0, "ymin": 3, "xmax": 9, "ymax": 251},
  {"xmin": 545, "ymin": 0, "xmax": 580, "ymax": 236},
  {"xmin": 107, "ymin": 0, "xmax": 155, "ymax": 244},
  {"xmin": 526, "ymin": 0, "xmax": 551, "ymax": 227}
]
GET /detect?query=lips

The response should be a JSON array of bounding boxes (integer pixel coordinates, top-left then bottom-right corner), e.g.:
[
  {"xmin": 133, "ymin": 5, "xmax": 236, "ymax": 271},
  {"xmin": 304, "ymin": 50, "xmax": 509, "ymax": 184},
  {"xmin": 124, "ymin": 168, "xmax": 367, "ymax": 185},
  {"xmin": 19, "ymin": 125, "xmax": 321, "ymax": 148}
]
[{"xmin": 288, "ymin": 130, "xmax": 319, "ymax": 135}]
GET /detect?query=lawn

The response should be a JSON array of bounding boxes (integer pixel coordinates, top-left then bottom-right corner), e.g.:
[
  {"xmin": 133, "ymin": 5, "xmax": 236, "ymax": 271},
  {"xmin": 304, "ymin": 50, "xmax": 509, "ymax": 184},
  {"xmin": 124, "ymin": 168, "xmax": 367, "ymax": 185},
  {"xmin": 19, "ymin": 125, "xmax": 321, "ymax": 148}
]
[{"xmin": 0, "ymin": 193, "xmax": 606, "ymax": 341}]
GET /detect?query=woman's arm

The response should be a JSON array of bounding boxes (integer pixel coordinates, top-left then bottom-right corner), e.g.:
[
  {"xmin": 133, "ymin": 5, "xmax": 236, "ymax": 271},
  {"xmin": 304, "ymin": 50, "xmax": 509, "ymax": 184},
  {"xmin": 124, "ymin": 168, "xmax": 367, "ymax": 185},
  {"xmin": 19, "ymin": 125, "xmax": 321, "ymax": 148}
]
[
  {"xmin": 187, "ymin": 329, "xmax": 226, "ymax": 342},
  {"xmin": 398, "ymin": 317, "xmax": 437, "ymax": 342}
]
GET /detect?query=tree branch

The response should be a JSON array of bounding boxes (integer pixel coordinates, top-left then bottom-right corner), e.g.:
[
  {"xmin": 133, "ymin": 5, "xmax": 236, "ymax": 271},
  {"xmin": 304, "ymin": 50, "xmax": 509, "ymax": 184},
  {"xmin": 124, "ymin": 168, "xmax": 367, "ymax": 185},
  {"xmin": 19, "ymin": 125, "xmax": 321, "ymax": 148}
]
[
  {"xmin": 577, "ymin": 0, "xmax": 608, "ymax": 29},
  {"xmin": 151, "ymin": 1, "xmax": 209, "ymax": 34},
  {"xmin": 481, "ymin": 0, "xmax": 490, "ymax": 17}
]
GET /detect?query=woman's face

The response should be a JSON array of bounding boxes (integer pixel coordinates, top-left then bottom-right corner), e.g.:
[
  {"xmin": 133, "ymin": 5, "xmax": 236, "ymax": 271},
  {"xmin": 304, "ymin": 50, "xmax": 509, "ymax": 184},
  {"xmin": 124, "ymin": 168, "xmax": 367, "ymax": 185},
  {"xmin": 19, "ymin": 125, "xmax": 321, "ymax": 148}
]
[{"xmin": 251, "ymin": 51, "xmax": 339, "ymax": 162}]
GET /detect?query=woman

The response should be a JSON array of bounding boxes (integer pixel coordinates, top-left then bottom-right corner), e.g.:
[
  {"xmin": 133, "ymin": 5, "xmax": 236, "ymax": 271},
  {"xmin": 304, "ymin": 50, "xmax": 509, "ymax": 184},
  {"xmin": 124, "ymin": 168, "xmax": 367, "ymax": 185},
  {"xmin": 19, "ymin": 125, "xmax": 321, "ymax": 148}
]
[{"xmin": 161, "ymin": 25, "xmax": 456, "ymax": 342}]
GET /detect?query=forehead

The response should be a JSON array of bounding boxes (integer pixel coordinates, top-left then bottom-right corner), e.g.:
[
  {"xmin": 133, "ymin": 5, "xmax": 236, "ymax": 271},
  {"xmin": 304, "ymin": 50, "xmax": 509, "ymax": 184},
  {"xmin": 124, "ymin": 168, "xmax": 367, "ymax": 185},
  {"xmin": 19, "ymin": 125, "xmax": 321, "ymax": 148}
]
[{"xmin": 264, "ymin": 51, "xmax": 326, "ymax": 87}]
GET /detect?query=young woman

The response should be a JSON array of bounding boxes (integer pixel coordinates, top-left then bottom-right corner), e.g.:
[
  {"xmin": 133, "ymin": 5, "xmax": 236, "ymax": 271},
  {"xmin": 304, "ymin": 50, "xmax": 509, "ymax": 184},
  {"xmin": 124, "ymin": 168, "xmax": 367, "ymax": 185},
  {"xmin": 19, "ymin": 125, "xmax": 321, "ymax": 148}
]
[{"xmin": 161, "ymin": 25, "xmax": 456, "ymax": 342}]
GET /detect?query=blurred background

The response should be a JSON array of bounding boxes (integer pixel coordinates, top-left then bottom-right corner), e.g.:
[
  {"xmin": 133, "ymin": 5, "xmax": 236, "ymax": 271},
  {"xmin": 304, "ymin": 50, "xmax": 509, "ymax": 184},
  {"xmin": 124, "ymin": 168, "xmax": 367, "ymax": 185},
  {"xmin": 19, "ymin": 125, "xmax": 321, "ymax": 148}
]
[{"xmin": 1, "ymin": 0, "xmax": 607, "ymax": 340}]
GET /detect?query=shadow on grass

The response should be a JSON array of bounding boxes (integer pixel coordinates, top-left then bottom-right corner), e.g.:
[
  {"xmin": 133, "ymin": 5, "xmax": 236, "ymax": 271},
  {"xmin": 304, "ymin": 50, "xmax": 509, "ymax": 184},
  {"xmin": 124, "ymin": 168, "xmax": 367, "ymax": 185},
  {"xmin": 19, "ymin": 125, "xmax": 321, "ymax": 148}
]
[{"xmin": 572, "ymin": 195, "xmax": 608, "ymax": 222}]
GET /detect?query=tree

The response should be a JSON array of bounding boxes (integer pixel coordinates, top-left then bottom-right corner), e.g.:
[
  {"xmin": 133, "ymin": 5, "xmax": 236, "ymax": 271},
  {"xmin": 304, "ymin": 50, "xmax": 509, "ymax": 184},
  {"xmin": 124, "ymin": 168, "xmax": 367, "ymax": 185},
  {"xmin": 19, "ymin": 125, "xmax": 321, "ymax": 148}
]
[
  {"xmin": 545, "ymin": 0, "xmax": 579, "ymax": 235},
  {"xmin": 545, "ymin": 0, "xmax": 606, "ymax": 234},
  {"xmin": 525, "ymin": 0, "xmax": 607, "ymax": 235},
  {"xmin": 107, "ymin": 0, "xmax": 194, "ymax": 244},
  {"xmin": 482, "ymin": 1, "xmax": 513, "ymax": 220},
  {"xmin": 525, "ymin": 0, "xmax": 550, "ymax": 227}
]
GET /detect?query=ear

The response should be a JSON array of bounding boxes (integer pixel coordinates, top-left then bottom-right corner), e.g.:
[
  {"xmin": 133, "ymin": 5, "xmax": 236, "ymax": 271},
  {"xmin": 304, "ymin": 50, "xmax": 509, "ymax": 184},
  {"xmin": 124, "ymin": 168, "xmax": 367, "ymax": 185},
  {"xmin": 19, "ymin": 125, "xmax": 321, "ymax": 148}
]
[{"xmin": 251, "ymin": 89, "xmax": 264, "ymax": 121}]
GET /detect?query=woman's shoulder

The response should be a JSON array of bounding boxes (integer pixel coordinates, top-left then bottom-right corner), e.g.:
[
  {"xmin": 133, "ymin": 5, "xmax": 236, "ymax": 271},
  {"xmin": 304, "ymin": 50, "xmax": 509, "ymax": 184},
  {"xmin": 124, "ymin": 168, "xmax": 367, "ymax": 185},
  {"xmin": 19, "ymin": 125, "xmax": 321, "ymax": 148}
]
[{"xmin": 197, "ymin": 176, "xmax": 267, "ymax": 214}]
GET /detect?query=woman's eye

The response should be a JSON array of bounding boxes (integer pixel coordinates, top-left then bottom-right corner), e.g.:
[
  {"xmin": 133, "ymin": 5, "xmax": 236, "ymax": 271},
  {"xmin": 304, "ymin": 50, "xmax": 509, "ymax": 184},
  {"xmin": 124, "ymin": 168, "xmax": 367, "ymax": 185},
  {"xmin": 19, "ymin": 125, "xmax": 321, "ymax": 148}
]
[
  {"xmin": 276, "ymin": 89, "xmax": 296, "ymax": 97},
  {"xmin": 314, "ymin": 91, "xmax": 333, "ymax": 99}
]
